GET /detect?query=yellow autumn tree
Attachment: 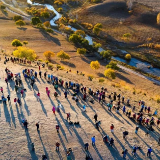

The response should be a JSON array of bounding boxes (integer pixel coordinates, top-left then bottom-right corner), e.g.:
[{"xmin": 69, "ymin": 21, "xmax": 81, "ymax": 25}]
[
  {"xmin": 90, "ymin": 60, "xmax": 100, "ymax": 70},
  {"xmin": 57, "ymin": 50, "xmax": 70, "ymax": 60},
  {"xmin": 13, "ymin": 47, "xmax": 37, "ymax": 61},
  {"xmin": 43, "ymin": 51, "xmax": 55, "ymax": 61},
  {"xmin": 104, "ymin": 68, "xmax": 116, "ymax": 79},
  {"xmin": 43, "ymin": 21, "xmax": 50, "ymax": 28},
  {"xmin": 157, "ymin": 13, "xmax": 160, "ymax": 25}
]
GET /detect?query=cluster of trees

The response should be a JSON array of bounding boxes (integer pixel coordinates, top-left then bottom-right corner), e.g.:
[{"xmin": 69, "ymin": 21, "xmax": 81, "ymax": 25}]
[
  {"xmin": 26, "ymin": 7, "xmax": 53, "ymax": 18},
  {"xmin": 13, "ymin": 16, "xmax": 26, "ymax": 27},
  {"xmin": 100, "ymin": 50, "xmax": 112, "ymax": 60},
  {"xmin": 13, "ymin": 47, "xmax": 37, "ymax": 61},
  {"xmin": 43, "ymin": 50, "xmax": 70, "ymax": 61},
  {"xmin": 81, "ymin": 23, "xmax": 93, "ymax": 30},
  {"xmin": 11, "ymin": 39, "xmax": 29, "ymax": 47}
]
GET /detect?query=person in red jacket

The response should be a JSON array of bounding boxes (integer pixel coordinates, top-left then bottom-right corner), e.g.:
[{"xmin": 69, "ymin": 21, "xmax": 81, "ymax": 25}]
[
  {"xmin": 110, "ymin": 124, "xmax": 114, "ymax": 133},
  {"xmin": 14, "ymin": 98, "xmax": 17, "ymax": 105}
]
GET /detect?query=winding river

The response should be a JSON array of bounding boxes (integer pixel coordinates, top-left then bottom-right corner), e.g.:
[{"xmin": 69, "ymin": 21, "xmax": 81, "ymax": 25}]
[{"xmin": 27, "ymin": 0, "xmax": 160, "ymax": 77}]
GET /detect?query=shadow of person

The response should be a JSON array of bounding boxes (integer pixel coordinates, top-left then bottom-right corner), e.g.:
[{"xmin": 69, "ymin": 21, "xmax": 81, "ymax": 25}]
[
  {"xmin": 25, "ymin": 129, "xmax": 38, "ymax": 160},
  {"xmin": 38, "ymin": 131, "xmax": 49, "ymax": 160}
]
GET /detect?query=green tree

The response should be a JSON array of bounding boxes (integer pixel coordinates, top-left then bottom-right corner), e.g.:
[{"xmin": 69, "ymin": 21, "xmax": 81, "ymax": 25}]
[
  {"xmin": 41, "ymin": 11, "xmax": 50, "ymax": 19},
  {"xmin": 69, "ymin": 34, "xmax": 82, "ymax": 44},
  {"xmin": 11, "ymin": 39, "xmax": 23, "ymax": 47},
  {"xmin": 125, "ymin": 54, "xmax": 131, "ymax": 60},
  {"xmin": 92, "ymin": 42, "xmax": 102, "ymax": 51},
  {"xmin": 23, "ymin": 41, "xmax": 28, "ymax": 46},
  {"xmin": 90, "ymin": 60, "xmax": 100, "ymax": 70},
  {"xmin": 106, "ymin": 61, "xmax": 119, "ymax": 70},
  {"xmin": 43, "ymin": 21, "xmax": 50, "ymax": 28},
  {"xmin": 13, "ymin": 47, "xmax": 37, "ymax": 61},
  {"xmin": 16, "ymin": 20, "xmax": 25, "ymax": 27},
  {"xmin": 43, "ymin": 51, "xmax": 55, "ymax": 61},
  {"xmin": 93, "ymin": 23, "xmax": 102, "ymax": 35},
  {"xmin": 31, "ymin": 17, "xmax": 42, "ymax": 25},
  {"xmin": 13, "ymin": 15, "xmax": 22, "ymax": 21},
  {"xmin": 104, "ymin": 68, "xmax": 116, "ymax": 79},
  {"xmin": 77, "ymin": 48, "xmax": 86, "ymax": 55},
  {"xmin": 57, "ymin": 50, "xmax": 70, "ymax": 60},
  {"xmin": 100, "ymin": 50, "xmax": 112, "ymax": 60}
]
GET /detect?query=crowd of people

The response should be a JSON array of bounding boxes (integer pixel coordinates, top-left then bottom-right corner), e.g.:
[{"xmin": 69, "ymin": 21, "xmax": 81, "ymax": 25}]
[{"xmin": 1, "ymin": 58, "xmax": 160, "ymax": 160}]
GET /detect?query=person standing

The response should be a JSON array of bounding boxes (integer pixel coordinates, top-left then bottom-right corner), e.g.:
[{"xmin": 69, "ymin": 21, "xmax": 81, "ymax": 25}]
[
  {"xmin": 122, "ymin": 149, "xmax": 128, "ymax": 159},
  {"xmin": 36, "ymin": 123, "xmax": 39, "ymax": 131},
  {"xmin": 7, "ymin": 95, "xmax": 10, "ymax": 103},
  {"xmin": 37, "ymin": 92, "xmax": 40, "ymax": 101},
  {"xmin": 135, "ymin": 125, "xmax": 139, "ymax": 134},
  {"xmin": 94, "ymin": 113, "xmax": 98, "ymax": 122},
  {"xmin": 84, "ymin": 143, "xmax": 89, "ymax": 151},
  {"xmin": 83, "ymin": 105, "xmax": 86, "ymax": 112},
  {"xmin": 67, "ymin": 113, "xmax": 71, "ymax": 121},
  {"xmin": 14, "ymin": 98, "xmax": 17, "ymax": 106},
  {"xmin": 147, "ymin": 147, "xmax": 152, "ymax": 157},
  {"xmin": 39, "ymin": 71, "xmax": 42, "ymax": 78},
  {"xmin": 132, "ymin": 145, "xmax": 137, "ymax": 156},
  {"xmin": 91, "ymin": 136, "xmax": 95, "ymax": 146},
  {"xmin": 123, "ymin": 106, "xmax": 126, "ymax": 114},
  {"xmin": 56, "ymin": 142, "xmax": 60, "ymax": 151},
  {"xmin": 20, "ymin": 89, "xmax": 24, "ymax": 97},
  {"xmin": 56, "ymin": 124, "xmax": 60, "ymax": 133},
  {"xmin": 1, "ymin": 87, "xmax": 3, "ymax": 93},
  {"xmin": 52, "ymin": 106, "xmax": 56, "ymax": 115},
  {"xmin": 64, "ymin": 91, "xmax": 67, "ymax": 98},
  {"xmin": 110, "ymin": 124, "xmax": 114, "ymax": 133}
]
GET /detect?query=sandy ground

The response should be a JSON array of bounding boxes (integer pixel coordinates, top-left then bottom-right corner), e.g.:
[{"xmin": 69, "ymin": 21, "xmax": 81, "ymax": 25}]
[{"xmin": 0, "ymin": 56, "xmax": 160, "ymax": 160}]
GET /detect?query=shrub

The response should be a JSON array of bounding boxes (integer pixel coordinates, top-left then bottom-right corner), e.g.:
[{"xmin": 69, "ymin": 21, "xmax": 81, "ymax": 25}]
[
  {"xmin": 106, "ymin": 61, "xmax": 119, "ymax": 70},
  {"xmin": 77, "ymin": 48, "xmax": 86, "ymax": 55},
  {"xmin": 38, "ymin": 59, "xmax": 43, "ymax": 62},
  {"xmin": 123, "ymin": 33, "xmax": 131, "ymax": 39},
  {"xmin": 104, "ymin": 69, "xmax": 116, "ymax": 79},
  {"xmin": 99, "ymin": 78, "xmax": 105, "ymax": 82},
  {"xmin": 48, "ymin": 63, "xmax": 54, "ymax": 69},
  {"xmin": 125, "ymin": 54, "xmax": 131, "ymax": 60},
  {"xmin": 23, "ymin": 41, "xmax": 28, "ymax": 46},
  {"xmin": 90, "ymin": 61, "xmax": 100, "ymax": 70},
  {"xmin": 88, "ymin": 74, "xmax": 94, "ymax": 81},
  {"xmin": 56, "ymin": 64, "xmax": 61, "ymax": 69}
]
